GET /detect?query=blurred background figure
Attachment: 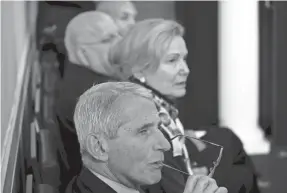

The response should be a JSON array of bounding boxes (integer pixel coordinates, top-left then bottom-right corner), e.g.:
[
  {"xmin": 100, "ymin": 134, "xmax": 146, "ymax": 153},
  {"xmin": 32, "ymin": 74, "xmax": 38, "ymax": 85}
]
[
  {"xmin": 96, "ymin": 1, "xmax": 138, "ymax": 36},
  {"xmin": 34, "ymin": 1, "xmax": 137, "ymax": 79},
  {"xmin": 64, "ymin": 11, "xmax": 119, "ymax": 75},
  {"xmin": 36, "ymin": 1, "xmax": 96, "ymax": 78},
  {"xmin": 2, "ymin": 1, "xmax": 287, "ymax": 193},
  {"xmin": 56, "ymin": 11, "xmax": 120, "ymax": 189}
]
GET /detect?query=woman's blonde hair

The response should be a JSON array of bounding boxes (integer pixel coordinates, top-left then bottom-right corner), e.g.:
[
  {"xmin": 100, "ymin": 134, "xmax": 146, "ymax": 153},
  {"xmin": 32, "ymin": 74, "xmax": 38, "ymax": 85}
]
[{"xmin": 109, "ymin": 18, "xmax": 185, "ymax": 80}]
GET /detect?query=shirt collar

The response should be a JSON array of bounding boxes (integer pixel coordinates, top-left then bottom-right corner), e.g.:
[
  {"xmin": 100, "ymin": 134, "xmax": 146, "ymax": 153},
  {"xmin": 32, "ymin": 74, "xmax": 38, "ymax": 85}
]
[{"xmin": 91, "ymin": 170, "xmax": 140, "ymax": 193}]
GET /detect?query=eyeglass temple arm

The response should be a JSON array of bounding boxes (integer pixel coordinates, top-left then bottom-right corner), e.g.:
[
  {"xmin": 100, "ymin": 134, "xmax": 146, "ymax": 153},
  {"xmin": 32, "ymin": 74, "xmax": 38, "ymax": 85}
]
[
  {"xmin": 171, "ymin": 134, "xmax": 224, "ymax": 177},
  {"xmin": 171, "ymin": 134, "xmax": 224, "ymax": 148},
  {"xmin": 208, "ymin": 147, "xmax": 223, "ymax": 177},
  {"xmin": 162, "ymin": 163, "xmax": 191, "ymax": 176}
]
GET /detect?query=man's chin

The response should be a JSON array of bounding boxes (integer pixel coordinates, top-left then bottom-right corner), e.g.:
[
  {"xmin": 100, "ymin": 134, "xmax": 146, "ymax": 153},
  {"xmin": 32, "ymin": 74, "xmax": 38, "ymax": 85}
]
[
  {"xmin": 139, "ymin": 173, "xmax": 162, "ymax": 191},
  {"xmin": 145, "ymin": 172, "xmax": 162, "ymax": 185}
]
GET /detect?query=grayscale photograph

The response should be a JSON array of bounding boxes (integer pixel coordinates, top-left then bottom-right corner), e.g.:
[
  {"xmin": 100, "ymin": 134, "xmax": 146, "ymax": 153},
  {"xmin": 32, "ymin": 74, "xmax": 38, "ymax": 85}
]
[{"xmin": 1, "ymin": 1, "xmax": 287, "ymax": 193}]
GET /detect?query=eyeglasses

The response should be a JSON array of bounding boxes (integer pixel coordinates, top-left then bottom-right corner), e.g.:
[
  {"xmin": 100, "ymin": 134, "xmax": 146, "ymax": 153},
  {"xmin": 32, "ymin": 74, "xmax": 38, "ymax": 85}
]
[{"xmin": 162, "ymin": 134, "xmax": 224, "ymax": 177}]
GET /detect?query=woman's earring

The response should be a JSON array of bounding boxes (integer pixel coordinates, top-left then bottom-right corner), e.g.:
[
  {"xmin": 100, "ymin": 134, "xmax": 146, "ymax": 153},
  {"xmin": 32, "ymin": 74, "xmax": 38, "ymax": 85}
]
[{"xmin": 139, "ymin": 77, "xmax": 146, "ymax": 83}]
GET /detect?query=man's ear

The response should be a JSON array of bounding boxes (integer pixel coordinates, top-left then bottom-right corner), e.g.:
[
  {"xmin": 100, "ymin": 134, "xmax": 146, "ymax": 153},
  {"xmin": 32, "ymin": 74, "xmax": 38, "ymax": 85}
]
[
  {"xmin": 76, "ymin": 45, "xmax": 90, "ymax": 66},
  {"xmin": 85, "ymin": 134, "xmax": 109, "ymax": 161}
]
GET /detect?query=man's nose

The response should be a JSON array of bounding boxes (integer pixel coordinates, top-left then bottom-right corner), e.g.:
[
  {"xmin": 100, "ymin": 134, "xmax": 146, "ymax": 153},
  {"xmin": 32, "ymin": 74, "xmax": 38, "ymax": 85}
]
[{"xmin": 154, "ymin": 130, "xmax": 171, "ymax": 152}]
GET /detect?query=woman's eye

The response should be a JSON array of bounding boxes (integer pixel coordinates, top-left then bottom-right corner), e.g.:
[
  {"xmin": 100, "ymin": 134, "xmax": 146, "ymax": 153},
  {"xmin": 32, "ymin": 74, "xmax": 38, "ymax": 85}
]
[
  {"xmin": 166, "ymin": 54, "xmax": 180, "ymax": 63},
  {"xmin": 167, "ymin": 57, "xmax": 178, "ymax": 63}
]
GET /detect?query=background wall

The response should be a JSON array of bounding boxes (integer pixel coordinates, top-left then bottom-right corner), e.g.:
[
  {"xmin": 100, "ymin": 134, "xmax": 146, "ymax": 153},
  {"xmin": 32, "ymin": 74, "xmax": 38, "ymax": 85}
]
[
  {"xmin": 0, "ymin": 0, "xmax": 175, "ymax": 152},
  {"xmin": 1, "ymin": 1, "xmax": 38, "ymax": 149},
  {"xmin": 175, "ymin": 1, "xmax": 219, "ymax": 130},
  {"xmin": 133, "ymin": 1, "xmax": 175, "ymax": 21}
]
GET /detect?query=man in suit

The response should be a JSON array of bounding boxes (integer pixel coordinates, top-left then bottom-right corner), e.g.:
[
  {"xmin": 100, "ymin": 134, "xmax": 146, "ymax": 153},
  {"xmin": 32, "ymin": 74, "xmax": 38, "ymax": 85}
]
[{"xmin": 66, "ymin": 82, "xmax": 227, "ymax": 193}]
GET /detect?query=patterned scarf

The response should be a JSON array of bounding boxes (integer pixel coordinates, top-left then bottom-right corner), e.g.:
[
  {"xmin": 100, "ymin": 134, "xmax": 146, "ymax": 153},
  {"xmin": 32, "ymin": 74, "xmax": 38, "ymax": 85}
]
[{"xmin": 129, "ymin": 77, "xmax": 193, "ymax": 175}]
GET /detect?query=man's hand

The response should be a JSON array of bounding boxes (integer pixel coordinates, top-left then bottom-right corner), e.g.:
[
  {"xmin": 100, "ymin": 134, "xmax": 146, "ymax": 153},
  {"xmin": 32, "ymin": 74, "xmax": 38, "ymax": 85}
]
[
  {"xmin": 193, "ymin": 166, "xmax": 209, "ymax": 175},
  {"xmin": 183, "ymin": 175, "xmax": 228, "ymax": 193}
]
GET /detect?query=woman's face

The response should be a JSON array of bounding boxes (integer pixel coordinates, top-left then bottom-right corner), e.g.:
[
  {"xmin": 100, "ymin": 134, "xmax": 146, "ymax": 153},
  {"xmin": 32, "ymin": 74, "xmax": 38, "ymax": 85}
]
[{"xmin": 144, "ymin": 36, "xmax": 190, "ymax": 98}]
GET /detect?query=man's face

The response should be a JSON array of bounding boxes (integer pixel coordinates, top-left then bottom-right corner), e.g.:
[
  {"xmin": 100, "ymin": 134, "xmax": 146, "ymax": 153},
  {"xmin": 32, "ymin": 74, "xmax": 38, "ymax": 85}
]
[
  {"xmin": 81, "ymin": 19, "xmax": 121, "ymax": 74},
  {"xmin": 107, "ymin": 96, "xmax": 171, "ymax": 188},
  {"xmin": 115, "ymin": 2, "xmax": 137, "ymax": 36}
]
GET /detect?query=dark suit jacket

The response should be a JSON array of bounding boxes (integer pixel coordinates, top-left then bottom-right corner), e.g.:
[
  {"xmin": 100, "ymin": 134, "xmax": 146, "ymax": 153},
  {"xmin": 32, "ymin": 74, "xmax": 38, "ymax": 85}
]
[
  {"xmin": 56, "ymin": 62, "xmax": 116, "ymax": 128},
  {"xmin": 55, "ymin": 62, "xmax": 116, "ymax": 188},
  {"xmin": 65, "ymin": 167, "xmax": 117, "ymax": 193}
]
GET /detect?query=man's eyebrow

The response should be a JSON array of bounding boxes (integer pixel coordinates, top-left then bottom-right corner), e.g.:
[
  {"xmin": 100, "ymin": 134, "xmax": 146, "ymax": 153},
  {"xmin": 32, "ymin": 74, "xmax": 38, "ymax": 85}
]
[{"xmin": 136, "ymin": 122, "xmax": 156, "ymax": 132}]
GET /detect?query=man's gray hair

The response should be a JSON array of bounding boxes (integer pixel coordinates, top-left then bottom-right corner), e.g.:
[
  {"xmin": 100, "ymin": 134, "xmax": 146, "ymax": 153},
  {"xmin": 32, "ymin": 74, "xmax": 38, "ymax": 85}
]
[{"xmin": 74, "ymin": 82, "xmax": 153, "ymax": 153}]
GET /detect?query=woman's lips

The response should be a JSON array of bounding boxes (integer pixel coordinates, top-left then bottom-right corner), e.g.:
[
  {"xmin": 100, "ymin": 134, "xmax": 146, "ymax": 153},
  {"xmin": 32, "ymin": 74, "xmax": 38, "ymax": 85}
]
[{"xmin": 175, "ymin": 82, "xmax": 186, "ymax": 87}]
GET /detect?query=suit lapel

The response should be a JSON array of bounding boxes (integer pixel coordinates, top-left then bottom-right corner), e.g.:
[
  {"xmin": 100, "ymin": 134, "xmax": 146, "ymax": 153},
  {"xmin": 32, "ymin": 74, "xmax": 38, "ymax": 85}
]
[{"xmin": 77, "ymin": 167, "xmax": 117, "ymax": 193}]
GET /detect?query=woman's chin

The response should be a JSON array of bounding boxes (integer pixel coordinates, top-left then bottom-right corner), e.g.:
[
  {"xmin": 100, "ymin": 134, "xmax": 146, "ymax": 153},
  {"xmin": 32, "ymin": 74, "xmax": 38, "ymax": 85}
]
[
  {"xmin": 172, "ymin": 90, "xmax": 186, "ymax": 98},
  {"xmin": 162, "ymin": 89, "xmax": 187, "ymax": 99}
]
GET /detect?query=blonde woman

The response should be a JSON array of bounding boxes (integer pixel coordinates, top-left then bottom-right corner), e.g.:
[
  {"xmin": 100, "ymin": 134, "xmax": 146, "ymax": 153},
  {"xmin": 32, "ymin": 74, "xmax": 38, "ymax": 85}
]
[{"xmin": 109, "ymin": 18, "xmax": 260, "ymax": 193}]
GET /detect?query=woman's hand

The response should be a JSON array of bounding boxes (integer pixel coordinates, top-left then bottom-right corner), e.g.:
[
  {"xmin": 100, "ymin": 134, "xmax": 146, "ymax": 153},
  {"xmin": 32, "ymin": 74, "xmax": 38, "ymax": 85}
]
[{"xmin": 183, "ymin": 175, "xmax": 228, "ymax": 193}]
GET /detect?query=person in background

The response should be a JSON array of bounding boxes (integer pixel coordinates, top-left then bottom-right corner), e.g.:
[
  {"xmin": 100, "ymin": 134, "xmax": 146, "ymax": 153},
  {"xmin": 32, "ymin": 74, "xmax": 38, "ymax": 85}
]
[
  {"xmin": 66, "ymin": 81, "xmax": 227, "ymax": 193},
  {"xmin": 109, "ymin": 18, "xmax": 260, "ymax": 193},
  {"xmin": 55, "ymin": 11, "xmax": 121, "ymax": 188},
  {"xmin": 36, "ymin": 1, "xmax": 96, "ymax": 78},
  {"xmin": 96, "ymin": 1, "xmax": 138, "ymax": 36}
]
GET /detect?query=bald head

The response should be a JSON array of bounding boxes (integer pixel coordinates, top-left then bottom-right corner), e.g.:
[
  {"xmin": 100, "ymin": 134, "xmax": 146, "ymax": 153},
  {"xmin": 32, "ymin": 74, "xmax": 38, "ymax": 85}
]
[{"xmin": 65, "ymin": 11, "xmax": 120, "ymax": 75}]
